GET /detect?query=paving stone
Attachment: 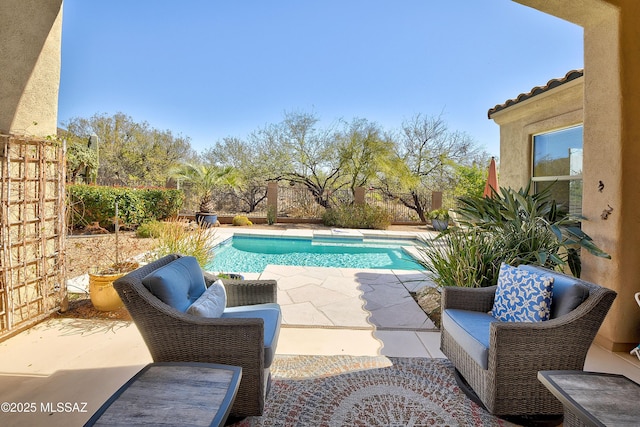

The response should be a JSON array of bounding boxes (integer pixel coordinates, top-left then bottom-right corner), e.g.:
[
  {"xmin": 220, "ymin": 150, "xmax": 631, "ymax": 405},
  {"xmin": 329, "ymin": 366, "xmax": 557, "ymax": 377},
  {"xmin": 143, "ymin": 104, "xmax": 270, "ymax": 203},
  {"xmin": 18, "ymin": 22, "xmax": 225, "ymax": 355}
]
[
  {"xmin": 287, "ymin": 284, "xmax": 353, "ymax": 307},
  {"xmin": 320, "ymin": 276, "xmax": 362, "ymax": 298},
  {"xmin": 281, "ymin": 301, "xmax": 333, "ymax": 326},
  {"xmin": 319, "ymin": 298, "xmax": 371, "ymax": 328}
]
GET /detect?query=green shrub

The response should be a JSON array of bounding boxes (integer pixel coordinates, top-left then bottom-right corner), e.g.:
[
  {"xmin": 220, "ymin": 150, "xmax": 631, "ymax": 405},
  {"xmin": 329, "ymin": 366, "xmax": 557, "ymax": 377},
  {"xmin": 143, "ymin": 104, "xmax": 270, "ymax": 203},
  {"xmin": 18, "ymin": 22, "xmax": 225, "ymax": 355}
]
[
  {"xmin": 322, "ymin": 204, "xmax": 392, "ymax": 230},
  {"xmin": 417, "ymin": 183, "xmax": 611, "ymax": 290},
  {"xmin": 427, "ymin": 208, "xmax": 450, "ymax": 221},
  {"xmin": 141, "ymin": 188, "xmax": 184, "ymax": 221},
  {"xmin": 266, "ymin": 205, "xmax": 277, "ymax": 225},
  {"xmin": 232, "ymin": 215, "xmax": 253, "ymax": 226},
  {"xmin": 136, "ymin": 220, "xmax": 164, "ymax": 238},
  {"xmin": 416, "ymin": 228, "xmax": 504, "ymax": 288},
  {"xmin": 455, "ymin": 182, "xmax": 610, "ymax": 277},
  {"xmin": 68, "ymin": 185, "xmax": 184, "ymax": 230}
]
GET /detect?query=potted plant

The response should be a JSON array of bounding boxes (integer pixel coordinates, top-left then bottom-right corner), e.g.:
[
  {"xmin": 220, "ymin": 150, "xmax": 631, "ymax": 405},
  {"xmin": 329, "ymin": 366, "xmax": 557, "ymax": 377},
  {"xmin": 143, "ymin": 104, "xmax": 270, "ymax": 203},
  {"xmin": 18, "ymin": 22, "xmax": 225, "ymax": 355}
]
[
  {"xmin": 428, "ymin": 208, "xmax": 450, "ymax": 231},
  {"xmin": 172, "ymin": 163, "xmax": 238, "ymax": 227},
  {"xmin": 89, "ymin": 261, "xmax": 139, "ymax": 311},
  {"xmin": 88, "ymin": 202, "xmax": 139, "ymax": 311}
]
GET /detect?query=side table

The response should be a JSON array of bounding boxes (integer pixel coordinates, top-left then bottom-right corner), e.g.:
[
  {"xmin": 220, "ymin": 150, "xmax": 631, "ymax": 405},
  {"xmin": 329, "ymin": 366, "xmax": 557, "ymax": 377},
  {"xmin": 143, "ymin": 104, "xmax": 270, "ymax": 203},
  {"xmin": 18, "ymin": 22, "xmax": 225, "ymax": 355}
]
[
  {"xmin": 538, "ymin": 370, "xmax": 640, "ymax": 427},
  {"xmin": 84, "ymin": 362, "xmax": 242, "ymax": 427}
]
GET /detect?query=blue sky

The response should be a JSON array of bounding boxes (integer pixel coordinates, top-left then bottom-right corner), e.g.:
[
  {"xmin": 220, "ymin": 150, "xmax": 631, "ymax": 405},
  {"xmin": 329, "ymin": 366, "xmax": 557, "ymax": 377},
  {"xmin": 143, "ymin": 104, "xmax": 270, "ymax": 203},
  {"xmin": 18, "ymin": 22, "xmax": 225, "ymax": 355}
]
[{"xmin": 58, "ymin": 1, "xmax": 583, "ymax": 157}]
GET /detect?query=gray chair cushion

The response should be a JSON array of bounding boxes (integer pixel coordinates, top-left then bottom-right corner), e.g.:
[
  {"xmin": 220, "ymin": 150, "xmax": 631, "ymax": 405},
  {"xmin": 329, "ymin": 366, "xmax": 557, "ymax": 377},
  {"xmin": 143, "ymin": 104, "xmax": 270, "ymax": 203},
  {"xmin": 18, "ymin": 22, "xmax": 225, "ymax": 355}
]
[
  {"xmin": 550, "ymin": 280, "xmax": 589, "ymax": 318},
  {"xmin": 187, "ymin": 279, "xmax": 226, "ymax": 318},
  {"xmin": 517, "ymin": 264, "xmax": 590, "ymax": 318},
  {"xmin": 442, "ymin": 308, "xmax": 496, "ymax": 370},
  {"xmin": 222, "ymin": 303, "xmax": 281, "ymax": 368},
  {"xmin": 141, "ymin": 256, "xmax": 206, "ymax": 312}
]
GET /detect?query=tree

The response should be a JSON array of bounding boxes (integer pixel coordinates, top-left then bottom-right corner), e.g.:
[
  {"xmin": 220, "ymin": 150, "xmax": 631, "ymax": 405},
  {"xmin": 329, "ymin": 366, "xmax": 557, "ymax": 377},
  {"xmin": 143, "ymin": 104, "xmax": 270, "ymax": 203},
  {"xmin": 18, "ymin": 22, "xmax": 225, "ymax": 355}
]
[
  {"xmin": 63, "ymin": 132, "xmax": 98, "ymax": 183},
  {"xmin": 272, "ymin": 111, "xmax": 348, "ymax": 208},
  {"xmin": 171, "ymin": 163, "xmax": 239, "ymax": 213},
  {"xmin": 202, "ymin": 136, "xmax": 278, "ymax": 213},
  {"xmin": 336, "ymin": 118, "xmax": 397, "ymax": 194},
  {"xmin": 377, "ymin": 113, "xmax": 487, "ymax": 221},
  {"xmin": 452, "ymin": 161, "xmax": 489, "ymax": 199},
  {"xmin": 61, "ymin": 112, "xmax": 197, "ymax": 186}
]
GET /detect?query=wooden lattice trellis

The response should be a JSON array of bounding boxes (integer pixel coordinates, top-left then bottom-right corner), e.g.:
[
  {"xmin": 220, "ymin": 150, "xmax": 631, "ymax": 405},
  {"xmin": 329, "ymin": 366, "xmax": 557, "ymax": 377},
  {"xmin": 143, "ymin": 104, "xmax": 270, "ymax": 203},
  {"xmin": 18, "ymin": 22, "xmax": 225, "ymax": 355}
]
[{"xmin": 0, "ymin": 134, "xmax": 66, "ymax": 339}]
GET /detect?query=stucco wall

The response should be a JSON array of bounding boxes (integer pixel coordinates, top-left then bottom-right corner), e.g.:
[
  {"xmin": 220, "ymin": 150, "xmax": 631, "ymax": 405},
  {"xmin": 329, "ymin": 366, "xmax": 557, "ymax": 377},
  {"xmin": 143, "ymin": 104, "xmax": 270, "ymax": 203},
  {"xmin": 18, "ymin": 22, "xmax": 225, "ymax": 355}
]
[
  {"xmin": 511, "ymin": 0, "xmax": 640, "ymax": 351},
  {"xmin": 490, "ymin": 78, "xmax": 583, "ymax": 191},
  {"xmin": 0, "ymin": 0, "xmax": 63, "ymax": 137}
]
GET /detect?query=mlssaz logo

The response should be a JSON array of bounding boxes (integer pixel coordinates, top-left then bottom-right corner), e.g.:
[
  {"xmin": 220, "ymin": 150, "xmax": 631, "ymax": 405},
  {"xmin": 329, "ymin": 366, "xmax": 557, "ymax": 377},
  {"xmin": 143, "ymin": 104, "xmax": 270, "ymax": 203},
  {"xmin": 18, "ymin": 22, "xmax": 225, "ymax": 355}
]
[{"xmin": 40, "ymin": 402, "xmax": 88, "ymax": 413}]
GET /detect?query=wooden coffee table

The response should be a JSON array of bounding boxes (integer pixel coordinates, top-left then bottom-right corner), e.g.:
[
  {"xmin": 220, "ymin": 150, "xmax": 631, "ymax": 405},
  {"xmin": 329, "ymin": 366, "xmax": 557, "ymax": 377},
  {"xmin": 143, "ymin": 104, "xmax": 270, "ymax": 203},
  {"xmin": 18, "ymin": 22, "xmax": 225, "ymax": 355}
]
[
  {"xmin": 538, "ymin": 370, "xmax": 640, "ymax": 427},
  {"xmin": 84, "ymin": 362, "xmax": 242, "ymax": 427}
]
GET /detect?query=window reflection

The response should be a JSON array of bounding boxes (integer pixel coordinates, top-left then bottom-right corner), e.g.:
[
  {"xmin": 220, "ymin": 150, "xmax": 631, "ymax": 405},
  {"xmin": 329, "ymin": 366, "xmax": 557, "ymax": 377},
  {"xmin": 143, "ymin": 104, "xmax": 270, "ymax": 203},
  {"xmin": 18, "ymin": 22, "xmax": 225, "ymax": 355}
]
[{"xmin": 532, "ymin": 125, "xmax": 583, "ymax": 216}]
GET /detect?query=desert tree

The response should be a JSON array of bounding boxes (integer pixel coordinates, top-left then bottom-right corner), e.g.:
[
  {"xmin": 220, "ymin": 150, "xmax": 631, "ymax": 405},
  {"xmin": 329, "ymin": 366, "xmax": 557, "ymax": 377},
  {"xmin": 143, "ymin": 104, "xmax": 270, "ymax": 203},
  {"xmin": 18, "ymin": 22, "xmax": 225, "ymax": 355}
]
[
  {"xmin": 271, "ymin": 111, "xmax": 349, "ymax": 208},
  {"xmin": 201, "ymin": 135, "xmax": 282, "ymax": 213},
  {"xmin": 62, "ymin": 112, "xmax": 197, "ymax": 186},
  {"xmin": 336, "ymin": 118, "xmax": 397, "ymax": 195},
  {"xmin": 377, "ymin": 113, "xmax": 486, "ymax": 221}
]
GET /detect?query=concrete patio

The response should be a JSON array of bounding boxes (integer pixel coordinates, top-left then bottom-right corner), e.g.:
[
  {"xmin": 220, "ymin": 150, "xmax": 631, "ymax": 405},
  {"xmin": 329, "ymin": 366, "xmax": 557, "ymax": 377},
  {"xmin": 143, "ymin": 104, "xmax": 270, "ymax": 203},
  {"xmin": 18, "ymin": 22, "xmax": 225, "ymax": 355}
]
[
  {"xmin": 0, "ymin": 261, "xmax": 446, "ymax": 427},
  {"xmin": 1, "ymin": 228, "xmax": 639, "ymax": 426}
]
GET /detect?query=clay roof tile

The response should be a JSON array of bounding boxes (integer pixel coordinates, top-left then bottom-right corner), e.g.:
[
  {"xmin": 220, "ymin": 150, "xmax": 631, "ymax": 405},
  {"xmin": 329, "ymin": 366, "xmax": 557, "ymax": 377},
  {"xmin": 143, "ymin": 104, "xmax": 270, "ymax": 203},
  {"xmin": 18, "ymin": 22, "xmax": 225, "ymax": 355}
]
[{"xmin": 488, "ymin": 69, "xmax": 584, "ymax": 118}]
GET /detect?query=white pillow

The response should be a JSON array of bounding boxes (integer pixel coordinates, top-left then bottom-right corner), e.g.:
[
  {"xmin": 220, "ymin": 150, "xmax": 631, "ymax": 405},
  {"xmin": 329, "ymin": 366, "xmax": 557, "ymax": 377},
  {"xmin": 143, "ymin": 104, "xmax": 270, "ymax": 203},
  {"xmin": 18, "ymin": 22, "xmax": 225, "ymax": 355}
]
[{"xmin": 186, "ymin": 279, "xmax": 226, "ymax": 318}]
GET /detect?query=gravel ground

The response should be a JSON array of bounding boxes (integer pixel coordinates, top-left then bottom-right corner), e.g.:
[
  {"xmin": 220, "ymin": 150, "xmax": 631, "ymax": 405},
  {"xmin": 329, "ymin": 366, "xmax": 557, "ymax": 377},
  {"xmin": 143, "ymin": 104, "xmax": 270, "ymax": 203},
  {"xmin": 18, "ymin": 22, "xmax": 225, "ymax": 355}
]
[{"xmin": 58, "ymin": 232, "xmax": 158, "ymax": 320}]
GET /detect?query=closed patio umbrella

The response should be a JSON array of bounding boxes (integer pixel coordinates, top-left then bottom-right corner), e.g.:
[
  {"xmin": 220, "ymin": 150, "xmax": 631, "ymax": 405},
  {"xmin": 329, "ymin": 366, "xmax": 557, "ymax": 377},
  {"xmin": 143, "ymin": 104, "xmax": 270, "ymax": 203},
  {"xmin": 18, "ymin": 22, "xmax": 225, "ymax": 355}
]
[{"xmin": 483, "ymin": 157, "xmax": 499, "ymax": 198}]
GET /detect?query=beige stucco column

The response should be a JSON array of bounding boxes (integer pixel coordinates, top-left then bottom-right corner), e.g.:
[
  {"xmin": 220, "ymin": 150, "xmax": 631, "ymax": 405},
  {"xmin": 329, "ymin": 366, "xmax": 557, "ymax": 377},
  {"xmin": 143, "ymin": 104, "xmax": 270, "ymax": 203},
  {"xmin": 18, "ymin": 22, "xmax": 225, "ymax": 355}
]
[
  {"xmin": 0, "ymin": 0, "xmax": 64, "ymax": 137},
  {"xmin": 266, "ymin": 181, "xmax": 278, "ymax": 213},
  {"xmin": 514, "ymin": 0, "xmax": 639, "ymax": 350}
]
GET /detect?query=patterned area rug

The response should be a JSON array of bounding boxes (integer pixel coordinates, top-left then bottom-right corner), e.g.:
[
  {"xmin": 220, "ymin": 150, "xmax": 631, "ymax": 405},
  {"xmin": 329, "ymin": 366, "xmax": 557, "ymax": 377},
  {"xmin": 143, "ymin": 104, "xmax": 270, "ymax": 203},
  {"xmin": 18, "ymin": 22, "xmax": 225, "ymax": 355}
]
[{"xmin": 230, "ymin": 355, "xmax": 519, "ymax": 427}]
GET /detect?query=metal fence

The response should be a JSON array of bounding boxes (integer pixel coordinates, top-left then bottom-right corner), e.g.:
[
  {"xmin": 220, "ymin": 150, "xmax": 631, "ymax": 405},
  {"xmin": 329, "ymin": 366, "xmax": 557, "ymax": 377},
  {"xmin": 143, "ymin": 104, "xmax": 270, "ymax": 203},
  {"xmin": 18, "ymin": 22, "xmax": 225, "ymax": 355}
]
[
  {"xmin": 364, "ymin": 189, "xmax": 427, "ymax": 222},
  {"xmin": 178, "ymin": 184, "xmax": 452, "ymax": 223}
]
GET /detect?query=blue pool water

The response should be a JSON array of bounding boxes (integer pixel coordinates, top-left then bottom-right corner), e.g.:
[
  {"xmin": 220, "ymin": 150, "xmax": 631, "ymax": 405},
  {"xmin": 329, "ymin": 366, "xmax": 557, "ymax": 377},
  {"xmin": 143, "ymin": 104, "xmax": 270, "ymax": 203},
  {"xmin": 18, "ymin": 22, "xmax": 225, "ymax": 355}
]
[{"xmin": 206, "ymin": 235, "xmax": 425, "ymax": 273}]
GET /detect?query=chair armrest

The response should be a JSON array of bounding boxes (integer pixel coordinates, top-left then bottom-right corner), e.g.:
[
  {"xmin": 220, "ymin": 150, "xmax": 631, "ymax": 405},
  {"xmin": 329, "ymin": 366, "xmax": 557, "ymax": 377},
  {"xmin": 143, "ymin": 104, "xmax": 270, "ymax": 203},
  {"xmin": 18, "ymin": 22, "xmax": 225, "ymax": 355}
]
[
  {"xmin": 486, "ymin": 318, "xmax": 590, "ymax": 390},
  {"xmin": 204, "ymin": 272, "xmax": 278, "ymax": 306},
  {"xmin": 155, "ymin": 315, "xmax": 265, "ymax": 363},
  {"xmin": 442, "ymin": 285, "xmax": 496, "ymax": 312},
  {"xmin": 488, "ymin": 286, "xmax": 617, "ymax": 372},
  {"xmin": 119, "ymin": 281, "xmax": 266, "ymax": 365}
]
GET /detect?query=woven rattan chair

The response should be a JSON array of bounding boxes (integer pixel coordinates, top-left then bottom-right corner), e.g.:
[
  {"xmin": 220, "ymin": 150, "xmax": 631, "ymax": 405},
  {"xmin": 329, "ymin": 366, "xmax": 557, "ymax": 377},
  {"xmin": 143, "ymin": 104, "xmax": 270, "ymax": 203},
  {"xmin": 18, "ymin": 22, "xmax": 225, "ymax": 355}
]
[
  {"xmin": 440, "ymin": 268, "xmax": 616, "ymax": 418},
  {"xmin": 113, "ymin": 254, "xmax": 279, "ymax": 417}
]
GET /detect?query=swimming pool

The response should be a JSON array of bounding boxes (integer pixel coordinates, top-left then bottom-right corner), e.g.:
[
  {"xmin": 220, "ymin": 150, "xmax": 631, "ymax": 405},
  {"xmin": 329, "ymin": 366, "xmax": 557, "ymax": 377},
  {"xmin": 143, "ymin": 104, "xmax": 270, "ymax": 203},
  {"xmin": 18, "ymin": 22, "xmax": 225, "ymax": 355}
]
[{"xmin": 206, "ymin": 234, "xmax": 425, "ymax": 273}]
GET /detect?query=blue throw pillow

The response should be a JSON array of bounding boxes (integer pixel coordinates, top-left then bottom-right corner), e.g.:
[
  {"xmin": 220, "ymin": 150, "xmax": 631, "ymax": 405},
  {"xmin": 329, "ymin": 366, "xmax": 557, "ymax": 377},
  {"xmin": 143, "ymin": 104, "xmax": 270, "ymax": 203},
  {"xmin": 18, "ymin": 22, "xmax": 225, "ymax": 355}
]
[
  {"xmin": 490, "ymin": 263, "xmax": 554, "ymax": 322},
  {"xmin": 142, "ymin": 256, "xmax": 206, "ymax": 312}
]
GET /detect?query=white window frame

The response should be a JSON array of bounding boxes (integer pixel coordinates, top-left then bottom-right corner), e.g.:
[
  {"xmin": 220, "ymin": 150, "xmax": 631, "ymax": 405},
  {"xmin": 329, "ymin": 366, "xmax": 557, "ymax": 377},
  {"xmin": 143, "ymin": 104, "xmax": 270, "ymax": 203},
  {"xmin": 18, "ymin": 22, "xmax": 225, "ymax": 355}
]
[{"xmin": 531, "ymin": 124, "xmax": 583, "ymax": 214}]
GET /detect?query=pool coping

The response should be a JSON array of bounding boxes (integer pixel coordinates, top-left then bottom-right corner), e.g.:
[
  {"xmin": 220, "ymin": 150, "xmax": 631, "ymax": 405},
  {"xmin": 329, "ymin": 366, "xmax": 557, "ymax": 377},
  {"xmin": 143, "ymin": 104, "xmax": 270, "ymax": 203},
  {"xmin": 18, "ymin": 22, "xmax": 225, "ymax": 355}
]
[
  {"xmin": 224, "ymin": 227, "xmax": 432, "ymax": 241},
  {"xmin": 208, "ymin": 227, "xmax": 433, "ymax": 275}
]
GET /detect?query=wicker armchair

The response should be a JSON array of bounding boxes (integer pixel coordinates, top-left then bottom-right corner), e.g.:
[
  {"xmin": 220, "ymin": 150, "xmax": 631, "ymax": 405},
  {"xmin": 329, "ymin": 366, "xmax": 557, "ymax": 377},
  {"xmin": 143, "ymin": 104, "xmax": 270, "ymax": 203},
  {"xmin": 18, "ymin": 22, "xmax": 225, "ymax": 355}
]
[
  {"xmin": 440, "ymin": 267, "xmax": 616, "ymax": 418},
  {"xmin": 113, "ymin": 254, "xmax": 279, "ymax": 417}
]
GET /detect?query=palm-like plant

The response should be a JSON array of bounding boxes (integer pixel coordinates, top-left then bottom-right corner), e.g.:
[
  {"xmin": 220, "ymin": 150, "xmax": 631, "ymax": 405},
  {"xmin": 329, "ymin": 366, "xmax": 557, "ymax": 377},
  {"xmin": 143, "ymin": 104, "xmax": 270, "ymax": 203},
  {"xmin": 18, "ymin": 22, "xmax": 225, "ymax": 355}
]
[
  {"xmin": 417, "ymin": 183, "xmax": 609, "ymax": 290},
  {"xmin": 172, "ymin": 163, "xmax": 238, "ymax": 213},
  {"xmin": 455, "ymin": 182, "xmax": 610, "ymax": 277}
]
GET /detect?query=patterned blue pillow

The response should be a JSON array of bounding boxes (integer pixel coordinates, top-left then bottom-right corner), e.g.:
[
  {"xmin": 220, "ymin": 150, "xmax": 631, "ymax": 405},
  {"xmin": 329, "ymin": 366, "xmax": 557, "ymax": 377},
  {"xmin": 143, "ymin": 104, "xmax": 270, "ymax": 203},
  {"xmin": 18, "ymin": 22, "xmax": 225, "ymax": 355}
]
[{"xmin": 490, "ymin": 263, "xmax": 554, "ymax": 322}]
